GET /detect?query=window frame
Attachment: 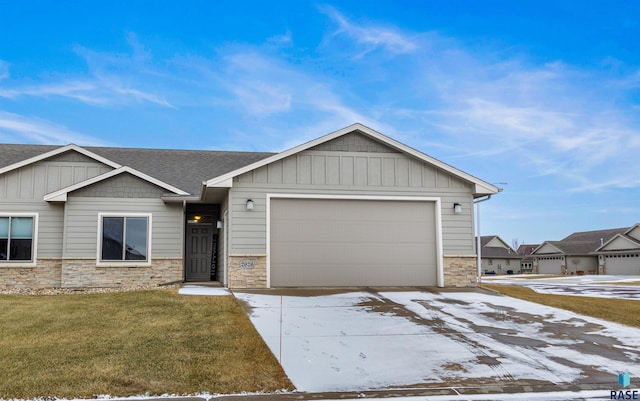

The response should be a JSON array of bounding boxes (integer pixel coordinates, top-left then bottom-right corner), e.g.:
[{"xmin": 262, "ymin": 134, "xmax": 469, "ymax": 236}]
[
  {"xmin": 97, "ymin": 213, "xmax": 152, "ymax": 267},
  {"xmin": 0, "ymin": 213, "xmax": 38, "ymax": 267}
]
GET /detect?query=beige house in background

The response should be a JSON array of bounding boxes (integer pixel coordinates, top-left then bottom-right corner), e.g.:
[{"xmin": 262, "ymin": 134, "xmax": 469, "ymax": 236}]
[
  {"xmin": 478, "ymin": 235, "xmax": 521, "ymax": 274},
  {"xmin": 596, "ymin": 224, "xmax": 640, "ymax": 275},
  {"xmin": 0, "ymin": 123, "xmax": 500, "ymax": 290},
  {"xmin": 532, "ymin": 226, "xmax": 640, "ymax": 275}
]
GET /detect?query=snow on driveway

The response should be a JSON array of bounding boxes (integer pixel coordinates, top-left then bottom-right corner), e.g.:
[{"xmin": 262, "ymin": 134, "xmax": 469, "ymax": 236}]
[
  {"xmin": 235, "ymin": 290, "xmax": 640, "ymax": 393},
  {"xmin": 483, "ymin": 275, "xmax": 640, "ymax": 300}
]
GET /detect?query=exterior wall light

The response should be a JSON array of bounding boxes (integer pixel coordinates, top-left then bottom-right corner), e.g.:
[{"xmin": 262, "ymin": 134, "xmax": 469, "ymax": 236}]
[
  {"xmin": 453, "ymin": 203, "xmax": 462, "ymax": 214},
  {"xmin": 246, "ymin": 199, "xmax": 254, "ymax": 210},
  {"xmin": 216, "ymin": 220, "xmax": 223, "ymax": 229}
]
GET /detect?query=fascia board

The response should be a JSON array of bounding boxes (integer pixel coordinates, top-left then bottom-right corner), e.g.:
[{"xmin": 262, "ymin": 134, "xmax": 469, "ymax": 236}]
[{"xmin": 0, "ymin": 144, "xmax": 121, "ymax": 176}]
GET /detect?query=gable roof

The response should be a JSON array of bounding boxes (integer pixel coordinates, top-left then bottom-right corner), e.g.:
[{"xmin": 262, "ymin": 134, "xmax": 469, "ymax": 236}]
[
  {"xmin": 0, "ymin": 144, "xmax": 121, "ymax": 176},
  {"xmin": 1, "ymin": 123, "xmax": 500, "ymax": 199},
  {"xmin": 478, "ymin": 235, "xmax": 520, "ymax": 259},
  {"xmin": 203, "ymin": 123, "xmax": 500, "ymax": 198},
  {"xmin": 596, "ymin": 234, "xmax": 640, "ymax": 252},
  {"xmin": 533, "ymin": 227, "xmax": 630, "ymax": 256},
  {"xmin": 0, "ymin": 143, "xmax": 275, "ymax": 197},
  {"xmin": 595, "ymin": 224, "xmax": 640, "ymax": 252},
  {"xmin": 43, "ymin": 166, "xmax": 190, "ymax": 202},
  {"xmin": 517, "ymin": 244, "xmax": 540, "ymax": 256}
]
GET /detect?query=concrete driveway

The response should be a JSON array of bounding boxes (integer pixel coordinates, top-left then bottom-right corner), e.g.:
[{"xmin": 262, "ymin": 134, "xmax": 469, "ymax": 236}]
[{"xmin": 234, "ymin": 288, "xmax": 640, "ymax": 393}]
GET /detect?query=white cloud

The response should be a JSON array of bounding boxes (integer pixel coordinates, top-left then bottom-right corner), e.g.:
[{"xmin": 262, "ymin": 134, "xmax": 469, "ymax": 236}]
[
  {"xmin": 0, "ymin": 81, "xmax": 108, "ymax": 104},
  {"xmin": 0, "ymin": 38, "xmax": 172, "ymax": 108},
  {"xmin": 0, "ymin": 111, "xmax": 110, "ymax": 146},
  {"xmin": 321, "ymin": 5, "xmax": 418, "ymax": 57}
]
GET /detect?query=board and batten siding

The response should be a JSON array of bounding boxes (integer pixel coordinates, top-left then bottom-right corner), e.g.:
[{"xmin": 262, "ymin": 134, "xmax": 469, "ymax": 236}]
[
  {"xmin": 228, "ymin": 150, "xmax": 475, "ymax": 255},
  {"xmin": 63, "ymin": 197, "xmax": 184, "ymax": 258},
  {"xmin": 0, "ymin": 155, "xmax": 113, "ymax": 258}
]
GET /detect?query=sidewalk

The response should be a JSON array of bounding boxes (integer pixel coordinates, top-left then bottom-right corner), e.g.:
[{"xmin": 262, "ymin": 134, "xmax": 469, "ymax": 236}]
[{"xmin": 137, "ymin": 383, "xmax": 614, "ymax": 401}]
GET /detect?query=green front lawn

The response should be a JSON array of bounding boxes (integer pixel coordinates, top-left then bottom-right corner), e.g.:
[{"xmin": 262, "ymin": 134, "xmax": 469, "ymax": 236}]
[{"xmin": 0, "ymin": 289, "xmax": 293, "ymax": 398}]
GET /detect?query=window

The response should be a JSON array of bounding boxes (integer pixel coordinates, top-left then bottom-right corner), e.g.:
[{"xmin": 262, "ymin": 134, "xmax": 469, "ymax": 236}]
[
  {"xmin": 0, "ymin": 215, "xmax": 37, "ymax": 264},
  {"xmin": 99, "ymin": 214, "xmax": 151, "ymax": 264}
]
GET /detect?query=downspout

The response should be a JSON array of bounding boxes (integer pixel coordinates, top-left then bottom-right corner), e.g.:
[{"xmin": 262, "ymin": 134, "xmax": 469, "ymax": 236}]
[
  {"xmin": 182, "ymin": 200, "xmax": 187, "ymax": 282},
  {"xmin": 474, "ymin": 195, "xmax": 492, "ymax": 284}
]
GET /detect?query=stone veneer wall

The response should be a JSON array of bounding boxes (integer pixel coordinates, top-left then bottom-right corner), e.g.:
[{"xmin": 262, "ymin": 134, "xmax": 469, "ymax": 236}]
[
  {"xmin": 228, "ymin": 255, "xmax": 267, "ymax": 288},
  {"xmin": 60, "ymin": 258, "xmax": 183, "ymax": 288},
  {"xmin": 0, "ymin": 258, "xmax": 62, "ymax": 289},
  {"xmin": 443, "ymin": 256, "xmax": 478, "ymax": 287}
]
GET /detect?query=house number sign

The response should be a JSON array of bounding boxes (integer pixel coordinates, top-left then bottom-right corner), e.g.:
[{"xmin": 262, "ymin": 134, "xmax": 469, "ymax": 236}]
[{"xmin": 239, "ymin": 259, "xmax": 255, "ymax": 269}]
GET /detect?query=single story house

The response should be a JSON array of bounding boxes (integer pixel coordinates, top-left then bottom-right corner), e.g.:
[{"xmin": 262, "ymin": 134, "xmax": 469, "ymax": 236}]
[
  {"xmin": 596, "ymin": 224, "xmax": 640, "ymax": 275},
  {"xmin": 0, "ymin": 123, "xmax": 499, "ymax": 289},
  {"xmin": 531, "ymin": 226, "xmax": 636, "ymax": 275},
  {"xmin": 477, "ymin": 235, "xmax": 521, "ymax": 274}
]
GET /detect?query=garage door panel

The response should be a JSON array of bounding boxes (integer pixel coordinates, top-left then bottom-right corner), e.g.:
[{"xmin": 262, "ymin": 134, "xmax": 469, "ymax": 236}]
[
  {"xmin": 270, "ymin": 198, "xmax": 437, "ymax": 287},
  {"xmin": 537, "ymin": 258, "xmax": 561, "ymax": 274},
  {"xmin": 606, "ymin": 254, "xmax": 640, "ymax": 274}
]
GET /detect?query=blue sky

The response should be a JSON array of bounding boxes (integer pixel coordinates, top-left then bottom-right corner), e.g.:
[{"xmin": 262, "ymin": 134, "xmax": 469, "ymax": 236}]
[{"xmin": 1, "ymin": 0, "xmax": 639, "ymax": 245}]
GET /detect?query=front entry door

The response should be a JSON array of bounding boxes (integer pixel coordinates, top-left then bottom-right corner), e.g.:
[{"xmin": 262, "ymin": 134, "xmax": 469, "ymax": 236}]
[{"xmin": 185, "ymin": 224, "xmax": 213, "ymax": 281}]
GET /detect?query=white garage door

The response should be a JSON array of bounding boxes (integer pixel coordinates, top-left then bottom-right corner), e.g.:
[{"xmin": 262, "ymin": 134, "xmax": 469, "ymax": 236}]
[
  {"xmin": 537, "ymin": 257, "xmax": 562, "ymax": 274},
  {"xmin": 269, "ymin": 198, "xmax": 438, "ymax": 287},
  {"xmin": 606, "ymin": 254, "xmax": 640, "ymax": 275}
]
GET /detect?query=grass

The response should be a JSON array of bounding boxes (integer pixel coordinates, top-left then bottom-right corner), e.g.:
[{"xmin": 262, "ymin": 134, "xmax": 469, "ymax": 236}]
[
  {"xmin": 483, "ymin": 284, "xmax": 640, "ymax": 328},
  {"xmin": 0, "ymin": 289, "xmax": 293, "ymax": 399}
]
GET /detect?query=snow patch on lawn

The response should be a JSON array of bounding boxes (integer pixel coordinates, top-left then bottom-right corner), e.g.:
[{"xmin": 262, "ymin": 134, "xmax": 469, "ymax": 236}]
[{"xmin": 177, "ymin": 286, "xmax": 229, "ymax": 296}]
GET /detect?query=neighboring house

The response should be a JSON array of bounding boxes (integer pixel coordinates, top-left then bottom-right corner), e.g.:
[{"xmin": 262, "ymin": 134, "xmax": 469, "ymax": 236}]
[
  {"xmin": 532, "ymin": 227, "xmax": 630, "ymax": 275},
  {"xmin": 516, "ymin": 244, "xmax": 539, "ymax": 273},
  {"xmin": 0, "ymin": 123, "xmax": 500, "ymax": 289},
  {"xmin": 596, "ymin": 224, "xmax": 640, "ymax": 275},
  {"xmin": 478, "ymin": 236, "xmax": 521, "ymax": 274}
]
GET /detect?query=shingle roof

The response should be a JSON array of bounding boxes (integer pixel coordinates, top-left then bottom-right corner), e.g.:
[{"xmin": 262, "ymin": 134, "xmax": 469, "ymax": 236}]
[
  {"xmin": 478, "ymin": 236, "xmax": 521, "ymax": 259},
  {"xmin": 551, "ymin": 227, "xmax": 630, "ymax": 254},
  {"xmin": 0, "ymin": 144, "xmax": 275, "ymax": 196},
  {"xmin": 516, "ymin": 244, "xmax": 539, "ymax": 256}
]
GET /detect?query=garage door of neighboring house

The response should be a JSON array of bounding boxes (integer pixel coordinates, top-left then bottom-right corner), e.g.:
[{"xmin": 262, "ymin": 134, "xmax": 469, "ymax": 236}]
[
  {"xmin": 606, "ymin": 254, "xmax": 640, "ymax": 275},
  {"xmin": 269, "ymin": 197, "xmax": 438, "ymax": 287},
  {"xmin": 537, "ymin": 257, "xmax": 562, "ymax": 274}
]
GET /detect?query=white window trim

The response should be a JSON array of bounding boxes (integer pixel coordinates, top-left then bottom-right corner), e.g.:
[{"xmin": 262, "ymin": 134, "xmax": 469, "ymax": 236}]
[
  {"xmin": 0, "ymin": 213, "xmax": 38, "ymax": 267},
  {"xmin": 97, "ymin": 213, "xmax": 152, "ymax": 267}
]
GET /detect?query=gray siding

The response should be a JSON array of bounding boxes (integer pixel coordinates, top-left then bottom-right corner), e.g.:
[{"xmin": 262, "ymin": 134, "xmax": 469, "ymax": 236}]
[
  {"xmin": 72, "ymin": 173, "xmax": 166, "ymax": 198},
  {"xmin": 309, "ymin": 132, "xmax": 400, "ymax": 153},
  {"xmin": 0, "ymin": 158, "xmax": 112, "ymax": 200},
  {"xmin": 0, "ymin": 201, "xmax": 65, "ymax": 258},
  {"xmin": 0, "ymin": 154, "xmax": 114, "ymax": 258},
  {"xmin": 229, "ymin": 150, "xmax": 475, "ymax": 255},
  {"xmin": 63, "ymin": 196, "xmax": 184, "ymax": 258}
]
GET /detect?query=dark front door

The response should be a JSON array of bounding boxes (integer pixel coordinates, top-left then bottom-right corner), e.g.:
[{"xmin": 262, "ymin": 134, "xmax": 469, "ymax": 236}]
[{"xmin": 185, "ymin": 224, "xmax": 213, "ymax": 281}]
